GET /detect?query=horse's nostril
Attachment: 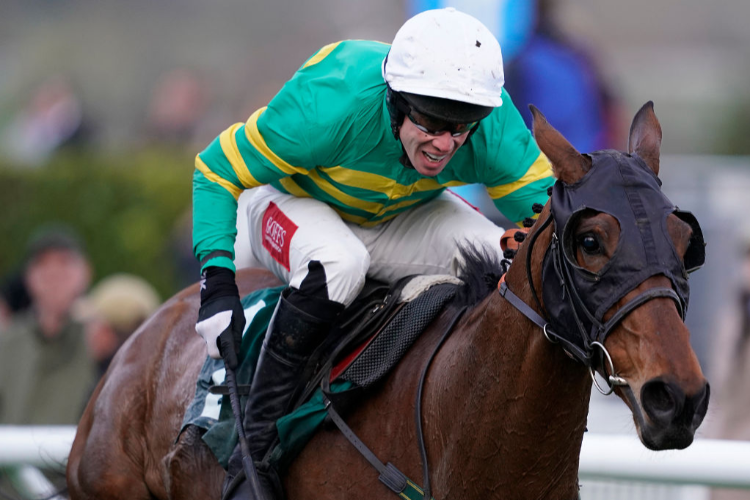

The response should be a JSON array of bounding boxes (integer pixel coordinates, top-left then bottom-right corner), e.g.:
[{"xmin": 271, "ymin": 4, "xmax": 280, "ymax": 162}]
[{"xmin": 641, "ymin": 380, "xmax": 684, "ymax": 426}]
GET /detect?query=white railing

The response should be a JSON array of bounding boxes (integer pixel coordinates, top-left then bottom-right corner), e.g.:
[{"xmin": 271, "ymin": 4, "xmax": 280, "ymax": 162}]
[
  {"xmin": 580, "ymin": 434, "xmax": 750, "ymax": 489},
  {"xmin": 1, "ymin": 426, "xmax": 749, "ymax": 493},
  {"xmin": 0, "ymin": 426, "xmax": 75, "ymax": 469}
]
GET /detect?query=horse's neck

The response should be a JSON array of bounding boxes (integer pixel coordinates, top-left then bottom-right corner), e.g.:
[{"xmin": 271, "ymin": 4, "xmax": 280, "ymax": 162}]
[{"xmin": 426, "ymin": 249, "xmax": 592, "ymax": 498}]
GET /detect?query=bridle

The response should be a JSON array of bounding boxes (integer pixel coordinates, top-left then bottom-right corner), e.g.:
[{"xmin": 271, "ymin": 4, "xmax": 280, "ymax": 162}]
[
  {"xmin": 497, "ymin": 217, "xmax": 633, "ymax": 395},
  {"xmin": 499, "ymin": 218, "xmax": 636, "ymax": 395},
  {"xmin": 498, "ymin": 151, "xmax": 705, "ymax": 395}
]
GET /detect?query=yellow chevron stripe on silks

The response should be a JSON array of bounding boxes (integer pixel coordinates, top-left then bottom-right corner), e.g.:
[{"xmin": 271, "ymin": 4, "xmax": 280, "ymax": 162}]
[
  {"xmin": 319, "ymin": 166, "xmax": 465, "ymax": 199},
  {"xmin": 359, "ymin": 211, "xmax": 403, "ymax": 228},
  {"xmin": 333, "ymin": 209, "xmax": 369, "ymax": 225},
  {"xmin": 375, "ymin": 197, "xmax": 423, "ymax": 217},
  {"xmin": 276, "ymin": 178, "xmax": 408, "ymax": 227},
  {"xmin": 486, "ymin": 152, "xmax": 553, "ymax": 200},
  {"xmin": 195, "ymin": 157, "xmax": 242, "ymax": 199},
  {"xmin": 307, "ymin": 170, "xmax": 383, "ymax": 213},
  {"xmin": 334, "ymin": 209, "xmax": 401, "ymax": 227},
  {"xmin": 302, "ymin": 41, "xmax": 343, "ymax": 68},
  {"xmin": 219, "ymin": 123, "xmax": 261, "ymax": 189},
  {"xmin": 245, "ymin": 108, "xmax": 309, "ymax": 177},
  {"xmin": 278, "ymin": 177, "xmax": 311, "ymax": 198}
]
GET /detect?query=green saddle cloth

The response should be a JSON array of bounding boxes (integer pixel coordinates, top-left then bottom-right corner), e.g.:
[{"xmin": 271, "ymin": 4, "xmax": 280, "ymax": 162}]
[{"xmin": 180, "ymin": 286, "xmax": 352, "ymax": 470}]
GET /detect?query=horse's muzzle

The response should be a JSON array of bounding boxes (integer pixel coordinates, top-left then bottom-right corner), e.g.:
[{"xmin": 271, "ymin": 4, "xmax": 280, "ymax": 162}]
[{"xmin": 639, "ymin": 378, "xmax": 710, "ymax": 450}]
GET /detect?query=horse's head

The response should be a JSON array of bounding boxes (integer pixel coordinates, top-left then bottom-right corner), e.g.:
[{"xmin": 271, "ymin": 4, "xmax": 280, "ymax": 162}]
[{"xmin": 528, "ymin": 102, "xmax": 709, "ymax": 451}]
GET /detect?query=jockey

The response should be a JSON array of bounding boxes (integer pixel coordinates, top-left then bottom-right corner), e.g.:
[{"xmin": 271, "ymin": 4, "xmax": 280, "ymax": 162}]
[{"xmin": 193, "ymin": 7, "xmax": 554, "ymax": 499}]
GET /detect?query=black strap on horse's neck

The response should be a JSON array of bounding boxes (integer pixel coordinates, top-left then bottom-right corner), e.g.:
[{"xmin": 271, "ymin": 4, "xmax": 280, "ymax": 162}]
[
  {"xmin": 414, "ymin": 306, "xmax": 467, "ymax": 500},
  {"xmin": 498, "ymin": 282, "xmax": 589, "ymax": 363},
  {"xmin": 322, "ymin": 306, "xmax": 467, "ymax": 500}
]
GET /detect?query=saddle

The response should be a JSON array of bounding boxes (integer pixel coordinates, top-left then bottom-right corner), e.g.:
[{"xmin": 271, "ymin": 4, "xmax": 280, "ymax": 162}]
[{"xmin": 181, "ymin": 274, "xmax": 462, "ymax": 473}]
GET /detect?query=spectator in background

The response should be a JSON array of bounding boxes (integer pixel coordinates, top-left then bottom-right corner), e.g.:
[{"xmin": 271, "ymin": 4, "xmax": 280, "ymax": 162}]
[
  {"xmin": 77, "ymin": 273, "xmax": 161, "ymax": 378},
  {"xmin": 503, "ymin": 0, "xmax": 621, "ymax": 153},
  {"xmin": 145, "ymin": 68, "xmax": 210, "ymax": 147},
  {"xmin": 0, "ymin": 75, "xmax": 91, "ymax": 167},
  {"xmin": 0, "ymin": 272, "xmax": 31, "ymax": 331},
  {"xmin": 0, "ymin": 226, "xmax": 95, "ymax": 425}
]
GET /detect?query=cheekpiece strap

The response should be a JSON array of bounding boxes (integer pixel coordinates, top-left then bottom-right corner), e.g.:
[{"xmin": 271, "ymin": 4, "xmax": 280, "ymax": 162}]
[{"xmin": 498, "ymin": 282, "xmax": 591, "ymax": 365}]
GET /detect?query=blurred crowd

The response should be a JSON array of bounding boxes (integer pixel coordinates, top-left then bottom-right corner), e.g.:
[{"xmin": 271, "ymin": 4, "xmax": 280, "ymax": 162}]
[
  {"xmin": 0, "ymin": 68, "xmax": 215, "ymax": 168},
  {"xmin": 0, "ymin": 226, "xmax": 162, "ymax": 427},
  {"xmin": 0, "ymin": 225, "xmax": 162, "ymax": 497}
]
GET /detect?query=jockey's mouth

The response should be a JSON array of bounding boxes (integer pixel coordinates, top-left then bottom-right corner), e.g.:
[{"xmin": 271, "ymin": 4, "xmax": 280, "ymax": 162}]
[{"xmin": 423, "ymin": 151, "xmax": 449, "ymax": 163}]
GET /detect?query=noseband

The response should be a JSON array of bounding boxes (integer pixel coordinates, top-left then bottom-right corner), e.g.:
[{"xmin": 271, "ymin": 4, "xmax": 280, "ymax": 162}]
[{"xmin": 500, "ymin": 151, "xmax": 705, "ymax": 395}]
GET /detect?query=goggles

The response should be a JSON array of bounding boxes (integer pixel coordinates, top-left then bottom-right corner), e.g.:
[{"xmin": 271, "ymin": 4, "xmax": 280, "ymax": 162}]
[{"xmin": 407, "ymin": 111, "xmax": 478, "ymax": 137}]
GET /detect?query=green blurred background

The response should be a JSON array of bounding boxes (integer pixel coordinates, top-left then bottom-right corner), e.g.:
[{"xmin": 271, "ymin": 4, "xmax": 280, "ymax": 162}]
[{"xmin": 0, "ymin": 149, "xmax": 193, "ymax": 297}]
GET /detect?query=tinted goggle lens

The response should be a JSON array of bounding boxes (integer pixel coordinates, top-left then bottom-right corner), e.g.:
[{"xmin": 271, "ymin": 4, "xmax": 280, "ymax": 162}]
[{"xmin": 408, "ymin": 113, "xmax": 478, "ymax": 137}]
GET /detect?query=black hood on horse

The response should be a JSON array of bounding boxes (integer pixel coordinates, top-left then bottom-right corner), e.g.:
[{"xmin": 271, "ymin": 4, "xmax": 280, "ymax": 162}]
[{"xmin": 541, "ymin": 149, "xmax": 705, "ymax": 360}]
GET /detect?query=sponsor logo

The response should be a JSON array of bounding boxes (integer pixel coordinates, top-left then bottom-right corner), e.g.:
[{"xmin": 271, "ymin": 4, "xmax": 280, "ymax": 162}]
[
  {"xmin": 261, "ymin": 202, "xmax": 298, "ymax": 271},
  {"xmin": 264, "ymin": 218, "xmax": 286, "ymax": 252}
]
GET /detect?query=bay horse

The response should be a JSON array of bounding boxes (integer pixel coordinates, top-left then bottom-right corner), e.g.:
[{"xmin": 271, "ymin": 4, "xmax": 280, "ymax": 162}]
[{"xmin": 67, "ymin": 102, "xmax": 709, "ymax": 500}]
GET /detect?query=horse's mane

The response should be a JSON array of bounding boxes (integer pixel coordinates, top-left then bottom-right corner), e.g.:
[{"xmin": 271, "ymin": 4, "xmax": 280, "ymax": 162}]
[{"xmin": 452, "ymin": 244, "xmax": 505, "ymax": 308}]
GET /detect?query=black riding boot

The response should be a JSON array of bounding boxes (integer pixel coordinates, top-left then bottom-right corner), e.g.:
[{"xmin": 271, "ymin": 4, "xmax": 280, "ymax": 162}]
[{"xmin": 222, "ymin": 290, "xmax": 343, "ymax": 500}]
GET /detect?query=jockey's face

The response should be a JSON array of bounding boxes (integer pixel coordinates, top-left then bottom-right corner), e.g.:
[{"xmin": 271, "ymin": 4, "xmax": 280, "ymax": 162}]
[{"xmin": 399, "ymin": 112, "xmax": 470, "ymax": 177}]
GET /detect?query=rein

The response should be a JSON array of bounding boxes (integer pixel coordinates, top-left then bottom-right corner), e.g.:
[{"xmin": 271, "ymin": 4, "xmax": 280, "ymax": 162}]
[
  {"xmin": 323, "ymin": 306, "xmax": 467, "ymax": 500},
  {"xmin": 498, "ymin": 280, "xmax": 627, "ymax": 395}
]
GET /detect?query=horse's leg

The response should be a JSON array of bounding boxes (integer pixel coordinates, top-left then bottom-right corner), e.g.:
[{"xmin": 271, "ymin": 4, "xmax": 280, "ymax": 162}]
[
  {"xmin": 162, "ymin": 425, "xmax": 225, "ymax": 500},
  {"xmin": 67, "ymin": 393, "xmax": 154, "ymax": 500}
]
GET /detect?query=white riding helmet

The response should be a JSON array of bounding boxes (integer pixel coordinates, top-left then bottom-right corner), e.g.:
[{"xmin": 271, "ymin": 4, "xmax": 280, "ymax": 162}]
[{"xmin": 383, "ymin": 7, "xmax": 505, "ymax": 109}]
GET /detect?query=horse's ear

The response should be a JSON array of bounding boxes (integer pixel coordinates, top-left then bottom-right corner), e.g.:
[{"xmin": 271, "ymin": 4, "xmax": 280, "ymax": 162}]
[
  {"xmin": 627, "ymin": 101, "xmax": 662, "ymax": 176},
  {"xmin": 530, "ymin": 104, "xmax": 591, "ymax": 185}
]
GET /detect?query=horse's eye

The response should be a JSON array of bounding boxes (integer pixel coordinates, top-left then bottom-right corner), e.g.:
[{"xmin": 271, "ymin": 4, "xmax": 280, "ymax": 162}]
[{"xmin": 578, "ymin": 234, "xmax": 601, "ymax": 255}]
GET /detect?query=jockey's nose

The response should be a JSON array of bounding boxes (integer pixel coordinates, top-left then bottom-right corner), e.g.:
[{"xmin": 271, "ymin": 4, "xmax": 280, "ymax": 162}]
[{"xmin": 431, "ymin": 132, "xmax": 455, "ymax": 153}]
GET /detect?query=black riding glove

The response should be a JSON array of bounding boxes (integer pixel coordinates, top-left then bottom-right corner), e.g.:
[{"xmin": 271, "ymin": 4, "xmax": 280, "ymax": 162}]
[{"xmin": 195, "ymin": 267, "xmax": 246, "ymax": 370}]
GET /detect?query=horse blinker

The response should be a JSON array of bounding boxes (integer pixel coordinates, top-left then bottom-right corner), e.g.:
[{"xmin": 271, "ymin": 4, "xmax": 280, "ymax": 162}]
[{"xmin": 540, "ymin": 150, "xmax": 703, "ymax": 365}]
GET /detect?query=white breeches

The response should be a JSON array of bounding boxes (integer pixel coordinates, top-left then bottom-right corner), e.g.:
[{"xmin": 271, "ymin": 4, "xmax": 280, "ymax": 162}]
[{"xmin": 238, "ymin": 185, "xmax": 505, "ymax": 307}]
